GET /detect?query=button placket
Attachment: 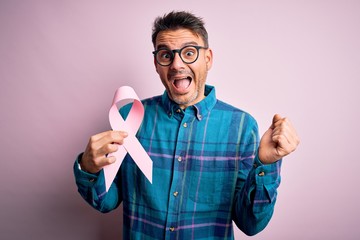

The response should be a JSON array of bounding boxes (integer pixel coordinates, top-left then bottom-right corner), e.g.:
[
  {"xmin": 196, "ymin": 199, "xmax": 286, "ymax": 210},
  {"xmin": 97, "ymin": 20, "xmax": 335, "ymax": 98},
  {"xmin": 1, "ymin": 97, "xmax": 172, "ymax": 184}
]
[{"xmin": 164, "ymin": 115, "xmax": 189, "ymax": 238}]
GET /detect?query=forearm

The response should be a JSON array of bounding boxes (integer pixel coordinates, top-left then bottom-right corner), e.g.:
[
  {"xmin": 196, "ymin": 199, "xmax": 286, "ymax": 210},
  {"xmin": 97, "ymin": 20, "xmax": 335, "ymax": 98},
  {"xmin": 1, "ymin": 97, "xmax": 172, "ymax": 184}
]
[
  {"xmin": 73, "ymin": 154, "xmax": 122, "ymax": 213},
  {"xmin": 233, "ymin": 154, "xmax": 282, "ymax": 236}
]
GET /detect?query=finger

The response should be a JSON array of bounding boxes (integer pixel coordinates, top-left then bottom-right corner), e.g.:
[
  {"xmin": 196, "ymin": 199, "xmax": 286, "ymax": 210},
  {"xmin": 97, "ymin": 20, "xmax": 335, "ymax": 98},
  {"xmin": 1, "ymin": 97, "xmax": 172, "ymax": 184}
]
[
  {"xmin": 96, "ymin": 143, "xmax": 119, "ymax": 157},
  {"xmin": 274, "ymin": 120, "xmax": 299, "ymax": 145},
  {"xmin": 272, "ymin": 118, "xmax": 296, "ymax": 141},
  {"xmin": 89, "ymin": 130, "xmax": 114, "ymax": 142},
  {"xmin": 272, "ymin": 114, "xmax": 283, "ymax": 127},
  {"xmin": 272, "ymin": 130, "xmax": 299, "ymax": 156},
  {"xmin": 273, "ymin": 116, "xmax": 288, "ymax": 129},
  {"xmin": 96, "ymin": 130, "xmax": 128, "ymax": 148},
  {"xmin": 90, "ymin": 155, "xmax": 117, "ymax": 171},
  {"xmin": 272, "ymin": 124, "xmax": 292, "ymax": 142},
  {"xmin": 270, "ymin": 135, "xmax": 292, "ymax": 157},
  {"xmin": 272, "ymin": 130, "xmax": 291, "ymax": 146},
  {"xmin": 98, "ymin": 154, "xmax": 117, "ymax": 167},
  {"xmin": 84, "ymin": 131, "xmax": 127, "ymax": 163},
  {"xmin": 273, "ymin": 117, "xmax": 296, "ymax": 133},
  {"xmin": 272, "ymin": 121, "xmax": 299, "ymax": 146}
]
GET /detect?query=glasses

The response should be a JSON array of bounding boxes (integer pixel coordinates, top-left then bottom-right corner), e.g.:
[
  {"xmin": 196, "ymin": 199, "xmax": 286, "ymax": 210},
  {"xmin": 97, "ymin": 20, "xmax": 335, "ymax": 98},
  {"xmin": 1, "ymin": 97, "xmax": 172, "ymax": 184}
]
[{"xmin": 152, "ymin": 45, "xmax": 208, "ymax": 66}]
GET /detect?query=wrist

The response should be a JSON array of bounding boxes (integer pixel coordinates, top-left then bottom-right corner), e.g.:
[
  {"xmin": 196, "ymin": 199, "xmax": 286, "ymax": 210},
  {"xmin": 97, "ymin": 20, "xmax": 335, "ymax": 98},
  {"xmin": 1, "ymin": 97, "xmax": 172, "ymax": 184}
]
[{"xmin": 77, "ymin": 153, "xmax": 88, "ymax": 172}]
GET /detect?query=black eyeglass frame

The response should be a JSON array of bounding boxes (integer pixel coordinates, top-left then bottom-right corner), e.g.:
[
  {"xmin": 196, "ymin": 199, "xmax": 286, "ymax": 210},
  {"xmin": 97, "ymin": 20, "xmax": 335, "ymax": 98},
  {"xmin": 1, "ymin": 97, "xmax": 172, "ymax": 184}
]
[{"xmin": 152, "ymin": 45, "xmax": 208, "ymax": 66}]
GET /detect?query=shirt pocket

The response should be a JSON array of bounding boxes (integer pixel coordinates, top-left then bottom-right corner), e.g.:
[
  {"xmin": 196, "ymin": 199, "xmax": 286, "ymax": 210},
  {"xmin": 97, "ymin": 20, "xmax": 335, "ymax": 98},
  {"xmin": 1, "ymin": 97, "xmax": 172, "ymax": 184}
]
[{"xmin": 188, "ymin": 165, "xmax": 237, "ymax": 206}]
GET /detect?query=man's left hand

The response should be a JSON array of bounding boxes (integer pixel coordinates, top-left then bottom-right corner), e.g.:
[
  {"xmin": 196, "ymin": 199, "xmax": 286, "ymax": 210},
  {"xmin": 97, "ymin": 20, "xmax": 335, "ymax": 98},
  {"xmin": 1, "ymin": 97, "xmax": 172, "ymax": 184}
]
[{"xmin": 258, "ymin": 114, "xmax": 300, "ymax": 164}]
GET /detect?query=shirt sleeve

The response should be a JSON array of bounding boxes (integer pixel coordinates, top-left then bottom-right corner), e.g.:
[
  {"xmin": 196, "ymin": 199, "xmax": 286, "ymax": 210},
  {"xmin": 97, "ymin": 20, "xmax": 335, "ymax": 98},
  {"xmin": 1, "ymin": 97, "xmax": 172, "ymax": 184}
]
[
  {"xmin": 232, "ymin": 115, "xmax": 282, "ymax": 236},
  {"xmin": 73, "ymin": 153, "xmax": 122, "ymax": 213},
  {"xmin": 73, "ymin": 107, "xmax": 132, "ymax": 213}
]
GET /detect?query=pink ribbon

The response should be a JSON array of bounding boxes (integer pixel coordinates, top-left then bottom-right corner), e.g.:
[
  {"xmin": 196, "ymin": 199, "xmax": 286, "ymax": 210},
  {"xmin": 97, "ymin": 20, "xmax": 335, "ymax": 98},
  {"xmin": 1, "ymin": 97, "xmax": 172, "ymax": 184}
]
[{"xmin": 103, "ymin": 86, "xmax": 153, "ymax": 192}]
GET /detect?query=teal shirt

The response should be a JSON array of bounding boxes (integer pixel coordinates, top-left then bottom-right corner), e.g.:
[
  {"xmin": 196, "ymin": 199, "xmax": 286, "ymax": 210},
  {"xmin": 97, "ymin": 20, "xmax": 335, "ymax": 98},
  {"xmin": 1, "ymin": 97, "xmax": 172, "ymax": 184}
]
[{"xmin": 74, "ymin": 85, "xmax": 282, "ymax": 239}]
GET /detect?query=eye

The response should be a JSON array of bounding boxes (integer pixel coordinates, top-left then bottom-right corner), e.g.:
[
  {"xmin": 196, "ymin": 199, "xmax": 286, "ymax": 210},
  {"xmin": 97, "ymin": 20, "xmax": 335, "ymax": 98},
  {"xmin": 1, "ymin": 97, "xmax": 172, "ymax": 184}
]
[
  {"xmin": 182, "ymin": 47, "xmax": 197, "ymax": 59},
  {"xmin": 159, "ymin": 50, "xmax": 172, "ymax": 59},
  {"xmin": 184, "ymin": 49, "xmax": 195, "ymax": 57}
]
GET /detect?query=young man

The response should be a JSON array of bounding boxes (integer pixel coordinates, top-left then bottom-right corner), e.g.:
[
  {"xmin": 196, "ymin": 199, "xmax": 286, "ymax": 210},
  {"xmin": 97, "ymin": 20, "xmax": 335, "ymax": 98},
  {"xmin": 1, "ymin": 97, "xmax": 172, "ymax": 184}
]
[{"xmin": 74, "ymin": 11, "xmax": 299, "ymax": 239}]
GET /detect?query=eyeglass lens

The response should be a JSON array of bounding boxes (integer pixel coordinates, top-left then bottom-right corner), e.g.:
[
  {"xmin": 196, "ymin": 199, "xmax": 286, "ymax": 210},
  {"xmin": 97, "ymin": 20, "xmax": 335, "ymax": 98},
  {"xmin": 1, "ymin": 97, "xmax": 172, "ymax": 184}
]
[{"xmin": 156, "ymin": 46, "xmax": 199, "ymax": 66}]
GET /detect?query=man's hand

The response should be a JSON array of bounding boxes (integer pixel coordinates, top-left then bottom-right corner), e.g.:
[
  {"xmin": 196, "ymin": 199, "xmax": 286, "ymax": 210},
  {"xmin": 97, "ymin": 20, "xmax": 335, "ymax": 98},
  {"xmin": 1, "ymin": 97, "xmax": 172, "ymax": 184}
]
[
  {"xmin": 259, "ymin": 114, "xmax": 300, "ymax": 164},
  {"xmin": 80, "ymin": 130, "xmax": 128, "ymax": 173}
]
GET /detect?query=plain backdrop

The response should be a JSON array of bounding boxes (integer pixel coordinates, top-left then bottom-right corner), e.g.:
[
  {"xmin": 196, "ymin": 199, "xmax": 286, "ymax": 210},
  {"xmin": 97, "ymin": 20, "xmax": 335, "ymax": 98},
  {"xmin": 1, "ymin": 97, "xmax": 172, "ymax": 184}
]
[{"xmin": 1, "ymin": 1, "xmax": 359, "ymax": 239}]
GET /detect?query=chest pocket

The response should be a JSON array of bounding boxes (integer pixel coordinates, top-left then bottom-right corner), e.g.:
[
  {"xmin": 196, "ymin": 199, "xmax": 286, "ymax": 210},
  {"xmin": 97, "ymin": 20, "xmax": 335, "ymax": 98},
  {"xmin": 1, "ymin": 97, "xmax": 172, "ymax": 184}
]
[{"xmin": 188, "ymin": 159, "xmax": 237, "ymax": 207}]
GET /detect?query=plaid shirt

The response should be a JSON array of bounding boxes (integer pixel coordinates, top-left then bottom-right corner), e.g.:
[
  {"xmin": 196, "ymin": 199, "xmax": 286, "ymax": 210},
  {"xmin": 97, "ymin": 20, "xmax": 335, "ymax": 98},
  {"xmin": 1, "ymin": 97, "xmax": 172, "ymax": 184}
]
[{"xmin": 74, "ymin": 85, "xmax": 282, "ymax": 239}]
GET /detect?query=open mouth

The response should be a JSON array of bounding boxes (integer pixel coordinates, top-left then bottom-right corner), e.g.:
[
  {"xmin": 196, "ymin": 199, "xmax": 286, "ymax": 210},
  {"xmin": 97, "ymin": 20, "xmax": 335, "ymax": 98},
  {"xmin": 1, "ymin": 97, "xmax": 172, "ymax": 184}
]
[{"xmin": 173, "ymin": 76, "xmax": 192, "ymax": 91}]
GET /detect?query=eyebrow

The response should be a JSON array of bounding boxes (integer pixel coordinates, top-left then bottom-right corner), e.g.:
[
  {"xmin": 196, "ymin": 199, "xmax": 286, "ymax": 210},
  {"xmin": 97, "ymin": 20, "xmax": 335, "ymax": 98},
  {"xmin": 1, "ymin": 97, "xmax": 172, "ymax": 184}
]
[{"xmin": 156, "ymin": 41, "xmax": 200, "ymax": 50}]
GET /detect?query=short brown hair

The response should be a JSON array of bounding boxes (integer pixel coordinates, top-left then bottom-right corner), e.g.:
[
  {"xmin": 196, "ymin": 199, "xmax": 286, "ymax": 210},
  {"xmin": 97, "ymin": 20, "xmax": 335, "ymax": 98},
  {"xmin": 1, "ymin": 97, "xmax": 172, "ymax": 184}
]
[{"xmin": 152, "ymin": 11, "xmax": 209, "ymax": 48}]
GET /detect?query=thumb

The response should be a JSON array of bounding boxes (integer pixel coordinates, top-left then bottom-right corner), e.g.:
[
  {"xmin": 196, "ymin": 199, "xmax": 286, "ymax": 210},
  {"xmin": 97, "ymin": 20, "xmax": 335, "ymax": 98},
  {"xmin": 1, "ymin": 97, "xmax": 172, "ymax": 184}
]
[{"xmin": 270, "ymin": 114, "xmax": 282, "ymax": 129}]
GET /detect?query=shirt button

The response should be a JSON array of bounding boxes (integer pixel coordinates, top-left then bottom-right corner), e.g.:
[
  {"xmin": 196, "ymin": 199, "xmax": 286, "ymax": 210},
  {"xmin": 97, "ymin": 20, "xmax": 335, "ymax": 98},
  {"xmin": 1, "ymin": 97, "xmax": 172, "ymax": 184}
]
[
  {"xmin": 198, "ymin": 114, "xmax": 202, "ymax": 120},
  {"xmin": 168, "ymin": 112, "xmax": 172, "ymax": 116},
  {"xmin": 173, "ymin": 191, "xmax": 179, "ymax": 197},
  {"xmin": 183, "ymin": 122, "xmax": 187, "ymax": 128},
  {"xmin": 258, "ymin": 171, "xmax": 265, "ymax": 176},
  {"xmin": 177, "ymin": 156, "xmax": 182, "ymax": 162},
  {"xmin": 89, "ymin": 178, "xmax": 95, "ymax": 182},
  {"xmin": 169, "ymin": 226, "xmax": 175, "ymax": 232},
  {"xmin": 176, "ymin": 109, "xmax": 181, "ymax": 113}
]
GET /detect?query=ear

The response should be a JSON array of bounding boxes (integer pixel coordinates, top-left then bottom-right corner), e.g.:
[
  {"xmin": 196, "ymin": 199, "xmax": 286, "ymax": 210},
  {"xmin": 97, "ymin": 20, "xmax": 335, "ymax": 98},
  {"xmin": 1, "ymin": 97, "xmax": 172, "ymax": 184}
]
[{"xmin": 205, "ymin": 48, "xmax": 213, "ymax": 71}]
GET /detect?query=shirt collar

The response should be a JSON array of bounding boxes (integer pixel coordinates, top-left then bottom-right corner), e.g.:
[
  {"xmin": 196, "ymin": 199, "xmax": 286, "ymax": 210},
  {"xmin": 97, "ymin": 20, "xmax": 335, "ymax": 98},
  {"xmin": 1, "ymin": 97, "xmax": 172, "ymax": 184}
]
[{"xmin": 162, "ymin": 85, "xmax": 217, "ymax": 121}]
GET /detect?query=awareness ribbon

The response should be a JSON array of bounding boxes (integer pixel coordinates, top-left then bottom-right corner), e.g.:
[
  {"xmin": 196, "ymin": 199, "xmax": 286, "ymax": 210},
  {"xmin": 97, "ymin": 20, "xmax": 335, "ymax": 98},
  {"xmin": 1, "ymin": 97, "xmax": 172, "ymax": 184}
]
[{"xmin": 103, "ymin": 86, "xmax": 153, "ymax": 192}]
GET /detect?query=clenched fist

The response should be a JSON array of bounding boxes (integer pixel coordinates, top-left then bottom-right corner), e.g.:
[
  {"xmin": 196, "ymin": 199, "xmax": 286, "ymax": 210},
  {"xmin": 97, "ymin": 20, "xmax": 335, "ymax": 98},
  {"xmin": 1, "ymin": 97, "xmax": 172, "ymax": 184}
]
[{"xmin": 259, "ymin": 114, "xmax": 300, "ymax": 164}]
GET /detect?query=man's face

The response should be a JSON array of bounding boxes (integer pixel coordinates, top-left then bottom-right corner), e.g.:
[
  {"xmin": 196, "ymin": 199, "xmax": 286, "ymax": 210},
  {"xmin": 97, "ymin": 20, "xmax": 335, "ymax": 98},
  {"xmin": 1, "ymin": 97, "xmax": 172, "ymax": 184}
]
[{"xmin": 154, "ymin": 28, "xmax": 213, "ymax": 109}]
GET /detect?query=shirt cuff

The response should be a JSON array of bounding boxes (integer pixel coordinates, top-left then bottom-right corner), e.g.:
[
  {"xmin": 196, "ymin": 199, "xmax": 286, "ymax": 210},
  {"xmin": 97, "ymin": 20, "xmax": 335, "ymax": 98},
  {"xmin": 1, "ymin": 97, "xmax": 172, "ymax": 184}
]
[
  {"xmin": 253, "ymin": 154, "xmax": 282, "ymax": 185},
  {"xmin": 73, "ymin": 153, "xmax": 100, "ymax": 187}
]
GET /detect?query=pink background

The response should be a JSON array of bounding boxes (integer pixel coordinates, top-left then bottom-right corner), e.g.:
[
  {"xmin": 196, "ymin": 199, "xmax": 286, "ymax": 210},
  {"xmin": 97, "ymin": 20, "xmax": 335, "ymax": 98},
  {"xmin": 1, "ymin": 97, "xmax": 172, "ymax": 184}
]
[{"xmin": 1, "ymin": 1, "xmax": 359, "ymax": 239}]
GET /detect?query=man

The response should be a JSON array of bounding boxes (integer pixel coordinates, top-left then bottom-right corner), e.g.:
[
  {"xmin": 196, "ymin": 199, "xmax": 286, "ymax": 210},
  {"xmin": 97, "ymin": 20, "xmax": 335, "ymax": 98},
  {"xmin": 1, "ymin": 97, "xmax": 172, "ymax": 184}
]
[{"xmin": 74, "ymin": 11, "xmax": 299, "ymax": 239}]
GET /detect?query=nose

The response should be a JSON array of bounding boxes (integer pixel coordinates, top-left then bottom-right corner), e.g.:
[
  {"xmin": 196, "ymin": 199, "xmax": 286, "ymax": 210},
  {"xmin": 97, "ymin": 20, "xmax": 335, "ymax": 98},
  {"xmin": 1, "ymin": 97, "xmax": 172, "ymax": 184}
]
[{"xmin": 170, "ymin": 52, "xmax": 186, "ymax": 70}]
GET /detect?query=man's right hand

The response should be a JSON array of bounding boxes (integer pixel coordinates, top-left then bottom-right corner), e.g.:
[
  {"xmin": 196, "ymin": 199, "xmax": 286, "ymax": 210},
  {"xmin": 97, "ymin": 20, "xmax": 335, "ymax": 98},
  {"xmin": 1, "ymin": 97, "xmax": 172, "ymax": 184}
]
[{"xmin": 80, "ymin": 130, "xmax": 128, "ymax": 173}]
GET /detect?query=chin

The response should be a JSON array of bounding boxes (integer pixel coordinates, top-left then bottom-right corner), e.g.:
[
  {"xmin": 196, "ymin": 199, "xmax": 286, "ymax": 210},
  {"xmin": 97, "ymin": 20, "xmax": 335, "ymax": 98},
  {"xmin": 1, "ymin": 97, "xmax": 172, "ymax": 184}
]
[{"xmin": 174, "ymin": 93, "xmax": 198, "ymax": 106}]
